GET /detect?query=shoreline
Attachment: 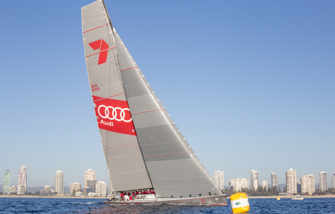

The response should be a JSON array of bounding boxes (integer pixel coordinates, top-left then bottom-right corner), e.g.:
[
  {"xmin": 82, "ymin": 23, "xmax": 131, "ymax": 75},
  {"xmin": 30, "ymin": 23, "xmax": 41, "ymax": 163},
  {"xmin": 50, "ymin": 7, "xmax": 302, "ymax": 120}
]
[
  {"xmin": 1, "ymin": 195, "xmax": 335, "ymax": 199},
  {"xmin": 249, "ymin": 195, "xmax": 335, "ymax": 199},
  {"xmin": 0, "ymin": 195, "xmax": 106, "ymax": 199}
]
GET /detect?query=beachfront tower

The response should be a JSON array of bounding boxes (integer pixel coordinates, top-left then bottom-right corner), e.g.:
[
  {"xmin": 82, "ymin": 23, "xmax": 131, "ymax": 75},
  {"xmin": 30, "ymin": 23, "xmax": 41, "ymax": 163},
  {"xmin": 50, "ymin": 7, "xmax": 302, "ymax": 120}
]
[
  {"xmin": 85, "ymin": 169, "xmax": 96, "ymax": 188},
  {"xmin": 271, "ymin": 172, "xmax": 278, "ymax": 188},
  {"xmin": 319, "ymin": 171, "xmax": 327, "ymax": 192},
  {"xmin": 17, "ymin": 166, "xmax": 27, "ymax": 195},
  {"xmin": 214, "ymin": 171, "xmax": 224, "ymax": 193},
  {"xmin": 3, "ymin": 170, "xmax": 10, "ymax": 195},
  {"xmin": 286, "ymin": 168, "xmax": 297, "ymax": 194},
  {"xmin": 55, "ymin": 170, "xmax": 64, "ymax": 194},
  {"xmin": 300, "ymin": 174, "xmax": 315, "ymax": 195},
  {"xmin": 250, "ymin": 170, "xmax": 258, "ymax": 190}
]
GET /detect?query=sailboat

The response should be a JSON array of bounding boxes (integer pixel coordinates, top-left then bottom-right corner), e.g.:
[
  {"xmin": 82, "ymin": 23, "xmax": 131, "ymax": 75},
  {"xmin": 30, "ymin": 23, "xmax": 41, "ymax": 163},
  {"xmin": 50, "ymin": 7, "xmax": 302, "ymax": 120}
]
[{"xmin": 81, "ymin": 0, "xmax": 228, "ymax": 205}]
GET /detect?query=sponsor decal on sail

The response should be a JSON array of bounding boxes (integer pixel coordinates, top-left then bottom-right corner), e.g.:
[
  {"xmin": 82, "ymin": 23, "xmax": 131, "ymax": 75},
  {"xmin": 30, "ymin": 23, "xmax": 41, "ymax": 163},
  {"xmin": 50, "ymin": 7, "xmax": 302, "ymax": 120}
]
[
  {"xmin": 93, "ymin": 96, "xmax": 136, "ymax": 136},
  {"xmin": 88, "ymin": 39, "xmax": 110, "ymax": 65}
]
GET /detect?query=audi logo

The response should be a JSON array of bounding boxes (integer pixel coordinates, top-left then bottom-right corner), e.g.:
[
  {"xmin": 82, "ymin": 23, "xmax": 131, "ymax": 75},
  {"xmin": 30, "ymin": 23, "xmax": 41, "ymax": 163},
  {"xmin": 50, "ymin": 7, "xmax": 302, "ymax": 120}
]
[{"xmin": 98, "ymin": 105, "xmax": 132, "ymax": 122}]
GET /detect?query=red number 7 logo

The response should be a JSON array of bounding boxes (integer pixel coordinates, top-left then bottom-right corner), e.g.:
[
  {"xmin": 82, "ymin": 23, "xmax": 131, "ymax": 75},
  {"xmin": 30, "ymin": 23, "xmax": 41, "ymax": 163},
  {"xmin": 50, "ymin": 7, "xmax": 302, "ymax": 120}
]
[{"xmin": 89, "ymin": 39, "xmax": 109, "ymax": 65}]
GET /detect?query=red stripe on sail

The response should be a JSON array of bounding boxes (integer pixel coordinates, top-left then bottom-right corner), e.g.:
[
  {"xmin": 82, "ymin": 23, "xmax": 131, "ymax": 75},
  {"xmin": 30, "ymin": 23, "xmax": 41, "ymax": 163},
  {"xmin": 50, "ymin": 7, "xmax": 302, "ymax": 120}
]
[
  {"xmin": 121, "ymin": 66, "xmax": 138, "ymax": 72},
  {"xmin": 132, "ymin": 108, "xmax": 165, "ymax": 115},
  {"xmin": 83, "ymin": 24, "xmax": 109, "ymax": 34},
  {"xmin": 144, "ymin": 151, "xmax": 193, "ymax": 157},
  {"xmin": 85, "ymin": 47, "xmax": 116, "ymax": 58}
]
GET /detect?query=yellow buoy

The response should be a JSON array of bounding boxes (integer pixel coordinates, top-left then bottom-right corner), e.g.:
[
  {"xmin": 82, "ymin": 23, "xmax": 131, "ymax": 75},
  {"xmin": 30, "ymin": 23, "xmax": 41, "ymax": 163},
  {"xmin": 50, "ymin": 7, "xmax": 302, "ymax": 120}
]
[
  {"xmin": 230, "ymin": 192, "xmax": 250, "ymax": 213},
  {"xmin": 277, "ymin": 197, "xmax": 280, "ymax": 200}
]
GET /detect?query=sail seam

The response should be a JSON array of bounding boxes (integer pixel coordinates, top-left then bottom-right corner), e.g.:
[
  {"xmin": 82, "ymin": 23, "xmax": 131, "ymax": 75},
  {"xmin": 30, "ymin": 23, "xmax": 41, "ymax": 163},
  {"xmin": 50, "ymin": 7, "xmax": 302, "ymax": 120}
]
[
  {"xmin": 85, "ymin": 47, "xmax": 116, "ymax": 58},
  {"xmin": 144, "ymin": 150, "xmax": 192, "ymax": 157},
  {"xmin": 83, "ymin": 24, "xmax": 109, "ymax": 34},
  {"xmin": 132, "ymin": 108, "xmax": 165, "ymax": 115},
  {"xmin": 120, "ymin": 66, "xmax": 138, "ymax": 72},
  {"xmin": 93, "ymin": 93, "xmax": 125, "ymax": 102}
]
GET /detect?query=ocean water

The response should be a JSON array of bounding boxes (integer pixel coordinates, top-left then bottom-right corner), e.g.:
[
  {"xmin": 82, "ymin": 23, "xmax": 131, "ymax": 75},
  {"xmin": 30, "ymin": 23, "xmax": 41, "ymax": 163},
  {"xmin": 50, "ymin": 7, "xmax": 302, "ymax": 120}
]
[{"xmin": 0, "ymin": 197, "xmax": 334, "ymax": 213}]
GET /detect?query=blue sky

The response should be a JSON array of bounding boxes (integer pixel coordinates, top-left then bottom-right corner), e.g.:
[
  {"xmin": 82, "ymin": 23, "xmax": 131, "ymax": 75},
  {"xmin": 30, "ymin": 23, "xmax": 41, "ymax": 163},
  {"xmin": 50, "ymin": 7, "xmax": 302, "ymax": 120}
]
[{"xmin": 0, "ymin": 0, "xmax": 334, "ymax": 189}]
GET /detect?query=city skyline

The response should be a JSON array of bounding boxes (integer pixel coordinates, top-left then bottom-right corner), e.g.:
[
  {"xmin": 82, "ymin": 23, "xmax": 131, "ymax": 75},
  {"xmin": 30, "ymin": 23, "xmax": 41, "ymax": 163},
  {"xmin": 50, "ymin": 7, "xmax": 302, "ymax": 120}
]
[
  {"xmin": 0, "ymin": 0, "xmax": 334, "ymax": 187},
  {"xmin": 3, "ymin": 166, "xmax": 335, "ymax": 192}
]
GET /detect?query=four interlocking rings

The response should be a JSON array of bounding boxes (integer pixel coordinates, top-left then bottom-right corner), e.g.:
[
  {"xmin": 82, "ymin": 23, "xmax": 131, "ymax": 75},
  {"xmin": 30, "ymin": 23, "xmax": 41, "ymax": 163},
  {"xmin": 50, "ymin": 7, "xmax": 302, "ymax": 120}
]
[{"xmin": 98, "ymin": 105, "xmax": 132, "ymax": 122}]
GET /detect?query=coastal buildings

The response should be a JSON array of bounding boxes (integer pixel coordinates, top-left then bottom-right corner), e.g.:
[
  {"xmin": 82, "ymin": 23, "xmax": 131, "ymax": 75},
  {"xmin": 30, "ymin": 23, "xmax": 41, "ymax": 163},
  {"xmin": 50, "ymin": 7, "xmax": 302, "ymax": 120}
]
[
  {"xmin": 319, "ymin": 171, "xmax": 327, "ymax": 192},
  {"xmin": 332, "ymin": 174, "xmax": 335, "ymax": 189},
  {"xmin": 250, "ymin": 170, "xmax": 258, "ymax": 190},
  {"xmin": 3, "ymin": 170, "xmax": 10, "ymax": 195},
  {"xmin": 17, "ymin": 166, "xmax": 27, "ymax": 195},
  {"xmin": 286, "ymin": 168, "xmax": 297, "ymax": 194},
  {"xmin": 84, "ymin": 169, "xmax": 96, "ymax": 188},
  {"xmin": 10, "ymin": 186, "xmax": 16, "ymax": 194},
  {"xmin": 229, "ymin": 177, "xmax": 249, "ymax": 192},
  {"xmin": 55, "ymin": 170, "xmax": 64, "ymax": 194},
  {"xmin": 70, "ymin": 182, "xmax": 81, "ymax": 196},
  {"xmin": 214, "ymin": 171, "xmax": 224, "ymax": 193},
  {"xmin": 41, "ymin": 185, "xmax": 56, "ymax": 195},
  {"xmin": 262, "ymin": 180, "xmax": 268, "ymax": 191},
  {"xmin": 96, "ymin": 181, "xmax": 107, "ymax": 196},
  {"xmin": 271, "ymin": 172, "xmax": 278, "ymax": 188},
  {"xmin": 300, "ymin": 174, "xmax": 315, "ymax": 195}
]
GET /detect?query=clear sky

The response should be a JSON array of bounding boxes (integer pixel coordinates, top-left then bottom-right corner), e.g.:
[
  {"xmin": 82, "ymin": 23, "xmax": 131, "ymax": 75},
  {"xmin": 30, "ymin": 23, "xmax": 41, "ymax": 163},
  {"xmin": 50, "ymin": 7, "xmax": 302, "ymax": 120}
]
[{"xmin": 0, "ymin": 0, "xmax": 334, "ymax": 189}]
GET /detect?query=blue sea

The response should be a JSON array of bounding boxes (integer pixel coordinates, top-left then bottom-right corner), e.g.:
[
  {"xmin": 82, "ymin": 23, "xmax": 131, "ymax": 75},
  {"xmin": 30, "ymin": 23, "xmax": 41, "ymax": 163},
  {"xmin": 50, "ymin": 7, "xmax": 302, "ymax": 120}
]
[{"xmin": 0, "ymin": 197, "xmax": 334, "ymax": 213}]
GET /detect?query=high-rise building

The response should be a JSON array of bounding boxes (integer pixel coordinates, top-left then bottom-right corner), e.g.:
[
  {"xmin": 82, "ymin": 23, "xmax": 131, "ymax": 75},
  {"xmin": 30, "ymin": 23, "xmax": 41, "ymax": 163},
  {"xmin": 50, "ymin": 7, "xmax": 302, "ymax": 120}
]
[
  {"xmin": 10, "ymin": 186, "xmax": 16, "ymax": 194},
  {"xmin": 214, "ymin": 171, "xmax": 224, "ymax": 193},
  {"xmin": 319, "ymin": 171, "xmax": 327, "ymax": 192},
  {"xmin": 96, "ymin": 181, "xmax": 107, "ymax": 196},
  {"xmin": 3, "ymin": 170, "xmax": 10, "ymax": 195},
  {"xmin": 262, "ymin": 180, "xmax": 268, "ymax": 191},
  {"xmin": 250, "ymin": 170, "xmax": 258, "ymax": 190},
  {"xmin": 17, "ymin": 166, "xmax": 27, "ymax": 195},
  {"xmin": 70, "ymin": 182, "xmax": 81, "ymax": 196},
  {"xmin": 286, "ymin": 168, "xmax": 297, "ymax": 194},
  {"xmin": 332, "ymin": 174, "xmax": 335, "ymax": 189},
  {"xmin": 87, "ymin": 180, "xmax": 96, "ymax": 193},
  {"xmin": 229, "ymin": 177, "xmax": 249, "ymax": 192},
  {"xmin": 55, "ymin": 170, "xmax": 64, "ymax": 194},
  {"xmin": 85, "ymin": 169, "xmax": 96, "ymax": 188},
  {"xmin": 300, "ymin": 174, "xmax": 315, "ymax": 195},
  {"xmin": 297, "ymin": 181, "xmax": 301, "ymax": 193},
  {"xmin": 271, "ymin": 172, "xmax": 278, "ymax": 188}
]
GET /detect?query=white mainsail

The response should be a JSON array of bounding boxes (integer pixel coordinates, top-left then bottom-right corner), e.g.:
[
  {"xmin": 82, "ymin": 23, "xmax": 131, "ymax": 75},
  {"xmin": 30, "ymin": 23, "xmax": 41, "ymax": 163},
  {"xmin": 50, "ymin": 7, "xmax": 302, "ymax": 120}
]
[
  {"xmin": 81, "ymin": 1, "xmax": 152, "ymax": 192},
  {"xmin": 82, "ymin": 0, "xmax": 221, "ymax": 198}
]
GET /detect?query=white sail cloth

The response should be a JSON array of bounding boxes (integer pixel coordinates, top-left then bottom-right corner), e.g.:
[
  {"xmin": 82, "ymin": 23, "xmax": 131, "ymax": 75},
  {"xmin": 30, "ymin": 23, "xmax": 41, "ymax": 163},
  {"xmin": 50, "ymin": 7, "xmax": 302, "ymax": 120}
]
[{"xmin": 82, "ymin": 0, "xmax": 221, "ymax": 197}]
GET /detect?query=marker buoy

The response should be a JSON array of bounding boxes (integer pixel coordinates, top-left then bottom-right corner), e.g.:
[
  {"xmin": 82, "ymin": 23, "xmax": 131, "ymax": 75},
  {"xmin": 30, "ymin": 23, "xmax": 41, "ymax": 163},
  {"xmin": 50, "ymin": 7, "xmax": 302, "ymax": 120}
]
[
  {"xmin": 230, "ymin": 192, "xmax": 250, "ymax": 213},
  {"xmin": 277, "ymin": 197, "xmax": 280, "ymax": 200}
]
